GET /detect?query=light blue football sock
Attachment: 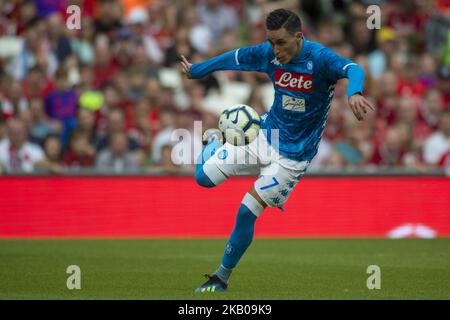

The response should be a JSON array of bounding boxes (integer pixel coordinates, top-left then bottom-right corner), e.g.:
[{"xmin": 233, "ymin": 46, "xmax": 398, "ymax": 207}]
[
  {"xmin": 195, "ymin": 141, "xmax": 222, "ymax": 188},
  {"xmin": 219, "ymin": 204, "xmax": 258, "ymax": 274},
  {"xmin": 195, "ymin": 141, "xmax": 222, "ymax": 176}
]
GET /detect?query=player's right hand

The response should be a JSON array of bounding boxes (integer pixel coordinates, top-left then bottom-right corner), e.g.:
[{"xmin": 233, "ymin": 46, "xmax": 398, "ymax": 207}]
[{"xmin": 180, "ymin": 55, "xmax": 192, "ymax": 79}]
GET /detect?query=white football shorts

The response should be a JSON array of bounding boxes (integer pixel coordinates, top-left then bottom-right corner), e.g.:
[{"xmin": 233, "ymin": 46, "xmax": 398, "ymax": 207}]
[{"xmin": 202, "ymin": 130, "xmax": 309, "ymax": 209}]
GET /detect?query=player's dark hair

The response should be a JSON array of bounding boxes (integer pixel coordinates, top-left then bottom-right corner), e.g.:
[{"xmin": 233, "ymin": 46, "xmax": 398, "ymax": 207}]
[{"xmin": 266, "ymin": 9, "xmax": 302, "ymax": 34}]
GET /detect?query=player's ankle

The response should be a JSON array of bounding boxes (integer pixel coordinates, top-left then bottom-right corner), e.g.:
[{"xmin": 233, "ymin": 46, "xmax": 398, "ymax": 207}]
[{"xmin": 214, "ymin": 265, "xmax": 232, "ymax": 284}]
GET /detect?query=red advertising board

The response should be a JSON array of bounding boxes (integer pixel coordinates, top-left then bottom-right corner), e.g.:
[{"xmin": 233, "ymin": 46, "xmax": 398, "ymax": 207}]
[{"xmin": 0, "ymin": 177, "xmax": 449, "ymax": 238}]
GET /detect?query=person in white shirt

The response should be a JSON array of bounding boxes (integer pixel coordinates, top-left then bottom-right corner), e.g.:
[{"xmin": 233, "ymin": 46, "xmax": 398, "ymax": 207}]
[
  {"xmin": 423, "ymin": 110, "xmax": 450, "ymax": 165},
  {"xmin": 0, "ymin": 119, "xmax": 44, "ymax": 174}
]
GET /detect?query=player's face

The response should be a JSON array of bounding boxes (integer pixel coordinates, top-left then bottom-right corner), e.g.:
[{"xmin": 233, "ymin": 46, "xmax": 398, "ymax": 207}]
[{"xmin": 267, "ymin": 28, "xmax": 302, "ymax": 65}]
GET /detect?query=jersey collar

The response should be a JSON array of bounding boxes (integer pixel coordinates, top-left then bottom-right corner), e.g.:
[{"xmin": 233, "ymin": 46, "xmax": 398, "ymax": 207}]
[{"xmin": 290, "ymin": 35, "xmax": 310, "ymax": 64}]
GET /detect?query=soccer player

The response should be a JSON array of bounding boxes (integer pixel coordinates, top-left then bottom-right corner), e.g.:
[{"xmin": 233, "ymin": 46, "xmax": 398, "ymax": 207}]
[{"xmin": 180, "ymin": 9, "xmax": 374, "ymax": 292}]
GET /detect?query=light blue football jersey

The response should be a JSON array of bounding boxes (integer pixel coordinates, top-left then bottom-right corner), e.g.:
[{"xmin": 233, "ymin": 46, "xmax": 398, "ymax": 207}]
[{"xmin": 190, "ymin": 36, "xmax": 365, "ymax": 162}]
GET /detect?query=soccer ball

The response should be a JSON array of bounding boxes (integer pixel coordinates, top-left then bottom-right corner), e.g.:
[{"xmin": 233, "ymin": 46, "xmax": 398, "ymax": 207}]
[{"xmin": 218, "ymin": 104, "xmax": 261, "ymax": 146}]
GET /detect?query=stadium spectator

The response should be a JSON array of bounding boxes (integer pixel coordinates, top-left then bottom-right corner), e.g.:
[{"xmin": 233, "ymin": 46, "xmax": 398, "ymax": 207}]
[
  {"xmin": 395, "ymin": 96, "xmax": 432, "ymax": 147},
  {"xmin": 76, "ymin": 64, "xmax": 96, "ymax": 92},
  {"xmin": 93, "ymin": 0, "xmax": 123, "ymax": 37},
  {"xmin": 96, "ymin": 131, "xmax": 139, "ymax": 172},
  {"xmin": 151, "ymin": 107, "xmax": 176, "ymax": 164},
  {"xmin": 129, "ymin": 98, "xmax": 152, "ymax": 154},
  {"xmin": 15, "ymin": 0, "xmax": 38, "ymax": 35},
  {"xmin": 370, "ymin": 125, "xmax": 412, "ymax": 167},
  {"xmin": 46, "ymin": 12, "xmax": 72, "ymax": 64},
  {"xmin": 96, "ymin": 108, "xmax": 140, "ymax": 152},
  {"xmin": 63, "ymin": 129, "xmax": 95, "ymax": 168},
  {"xmin": 323, "ymin": 148, "xmax": 348, "ymax": 169},
  {"xmin": 367, "ymin": 27, "xmax": 397, "ymax": 79},
  {"xmin": 420, "ymin": 88, "xmax": 444, "ymax": 129},
  {"xmin": 309, "ymin": 138, "xmax": 333, "ymax": 170},
  {"xmin": 74, "ymin": 107, "xmax": 96, "ymax": 145},
  {"xmin": 26, "ymin": 97, "xmax": 62, "ymax": 145},
  {"xmin": 40, "ymin": 133, "xmax": 64, "ymax": 174},
  {"xmin": 70, "ymin": 16, "xmax": 96, "ymax": 65},
  {"xmin": 125, "ymin": 6, "xmax": 164, "ymax": 65},
  {"xmin": 423, "ymin": 110, "xmax": 450, "ymax": 166},
  {"xmin": 145, "ymin": 1, "xmax": 177, "ymax": 52},
  {"xmin": 164, "ymin": 26, "xmax": 196, "ymax": 68},
  {"xmin": 418, "ymin": 53, "xmax": 438, "ymax": 89},
  {"xmin": 179, "ymin": 6, "xmax": 212, "ymax": 55},
  {"xmin": 34, "ymin": 0, "xmax": 65, "ymax": 18},
  {"xmin": 21, "ymin": 66, "xmax": 54, "ymax": 100},
  {"xmin": 44, "ymin": 67, "xmax": 78, "ymax": 146},
  {"xmin": 0, "ymin": 112, "xmax": 5, "ymax": 140},
  {"xmin": 6, "ymin": 18, "xmax": 58, "ymax": 80},
  {"xmin": 323, "ymin": 98, "xmax": 345, "ymax": 142},
  {"xmin": 334, "ymin": 117, "xmax": 365, "ymax": 167},
  {"xmin": 375, "ymin": 71, "xmax": 400, "ymax": 125},
  {"xmin": 97, "ymin": 83, "xmax": 134, "ymax": 129},
  {"xmin": 0, "ymin": 118, "xmax": 45, "ymax": 173},
  {"xmin": 92, "ymin": 39, "xmax": 119, "ymax": 88},
  {"xmin": 437, "ymin": 66, "xmax": 450, "ymax": 105},
  {"xmin": 154, "ymin": 143, "xmax": 179, "ymax": 174},
  {"xmin": 197, "ymin": 0, "xmax": 239, "ymax": 45},
  {"xmin": 346, "ymin": 2, "xmax": 376, "ymax": 55},
  {"xmin": 0, "ymin": 80, "xmax": 28, "ymax": 119}
]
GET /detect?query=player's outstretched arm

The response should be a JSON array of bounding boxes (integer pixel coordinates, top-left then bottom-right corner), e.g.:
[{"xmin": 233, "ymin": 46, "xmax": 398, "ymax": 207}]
[
  {"xmin": 346, "ymin": 64, "xmax": 375, "ymax": 121},
  {"xmin": 179, "ymin": 43, "xmax": 269, "ymax": 80}
]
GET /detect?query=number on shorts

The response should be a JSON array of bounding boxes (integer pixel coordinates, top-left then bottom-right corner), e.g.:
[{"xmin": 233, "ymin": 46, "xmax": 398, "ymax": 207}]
[{"xmin": 259, "ymin": 177, "xmax": 279, "ymax": 190}]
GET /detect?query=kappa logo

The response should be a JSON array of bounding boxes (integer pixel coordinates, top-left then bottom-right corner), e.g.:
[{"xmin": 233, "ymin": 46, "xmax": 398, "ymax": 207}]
[
  {"xmin": 271, "ymin": 57, "xmax": 282, "ymax": 66},
  {"xmin": 225, "ymin": 244, "xmax": 234, "ymax": 255},
  {"xmin": 274, "ymin": 69, "xmax": 313, "ymax": 92},
  {"xmin": 260, "ymin": 113, "xmax": 268, "ymax": 121}
]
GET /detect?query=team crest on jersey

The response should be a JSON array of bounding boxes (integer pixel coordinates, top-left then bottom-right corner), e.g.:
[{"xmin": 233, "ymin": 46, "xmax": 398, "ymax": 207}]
[
  {"xmin": 218, "ymin": 149, "xmax": 228, "ymax": 160},
  {"xmin": 274, "ymin": 69, "xmax": 313, "ymax": 92},
  {"xmin": 307, "ymin": 61, "xmax": 313, "ymax": 70}
]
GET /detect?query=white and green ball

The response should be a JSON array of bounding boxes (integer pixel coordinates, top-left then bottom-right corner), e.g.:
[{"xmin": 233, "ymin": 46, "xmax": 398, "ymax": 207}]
[{"xmin": 218, "ymin": 104, "xmax": 261, "ymax": 146}]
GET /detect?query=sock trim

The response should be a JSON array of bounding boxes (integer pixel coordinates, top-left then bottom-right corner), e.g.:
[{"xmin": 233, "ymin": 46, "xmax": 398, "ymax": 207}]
[{"xmin": 242, "ymin": 193, "xmax": 265, "ymax": 217}]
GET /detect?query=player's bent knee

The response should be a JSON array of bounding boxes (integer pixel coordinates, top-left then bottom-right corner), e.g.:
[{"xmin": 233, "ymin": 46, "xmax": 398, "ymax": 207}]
[{"xmin": 195, "ymin": 168, "xmax": 216, "ymax": 188}]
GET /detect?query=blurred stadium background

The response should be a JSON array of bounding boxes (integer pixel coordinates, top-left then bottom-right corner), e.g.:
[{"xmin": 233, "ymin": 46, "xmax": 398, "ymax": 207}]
[
  {"xmin": 0, "ymin": 0, "xmax": 449, "ymax": 300},
  {"xmin": 0, "ymin": 0, "xmax": 448, "ymax": 238}
]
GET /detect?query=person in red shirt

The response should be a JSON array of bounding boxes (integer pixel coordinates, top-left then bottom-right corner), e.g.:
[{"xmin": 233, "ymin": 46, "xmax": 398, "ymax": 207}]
[
  {"xmin": 370, "ymin": 125, "xmax": 409, "ymax": 167},
  {"xmin": 93, "ymin": 41, "xmax": 119, "ymax": 89},
  {"xmin": 21, "ymin": 66, "xmax": 54, "ymax": 100},
  {"xmin": 63, "ymin": 129, "xmax": 95, "ymax": 168}
]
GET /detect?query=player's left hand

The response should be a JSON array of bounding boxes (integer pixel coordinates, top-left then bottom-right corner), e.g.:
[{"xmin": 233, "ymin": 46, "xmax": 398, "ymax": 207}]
[{"xmin": 348, "ymin": 94, "xmax": 375, "ymax": 121}]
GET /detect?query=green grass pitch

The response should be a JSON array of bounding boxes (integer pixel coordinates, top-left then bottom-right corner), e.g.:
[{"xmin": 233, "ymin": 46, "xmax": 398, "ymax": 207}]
[{"xmin": 0, "ymin": 239, "xmax": 449, "ymax": 299}]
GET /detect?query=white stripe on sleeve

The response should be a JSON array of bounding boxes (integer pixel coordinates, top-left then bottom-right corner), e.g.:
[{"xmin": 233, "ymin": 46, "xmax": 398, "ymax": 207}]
[{"xmin": 342, "ymin": 63, "xmax": 357, "ymax": 70}]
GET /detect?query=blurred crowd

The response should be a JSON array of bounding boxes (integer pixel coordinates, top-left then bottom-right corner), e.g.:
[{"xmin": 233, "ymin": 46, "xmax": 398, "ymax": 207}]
[{"xmin": 0, "ymin": 0, "xmax": 449, "ymax": 175}]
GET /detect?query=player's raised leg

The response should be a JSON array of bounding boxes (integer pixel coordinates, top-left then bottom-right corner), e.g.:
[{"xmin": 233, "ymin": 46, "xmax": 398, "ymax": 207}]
[
  {"xmin": 195, "ymin": 127, "xmax": 260, "ymax": 189},
  {"xmin": 195, "ymin": 188, "xmax": 267, "ymax": 292}
]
